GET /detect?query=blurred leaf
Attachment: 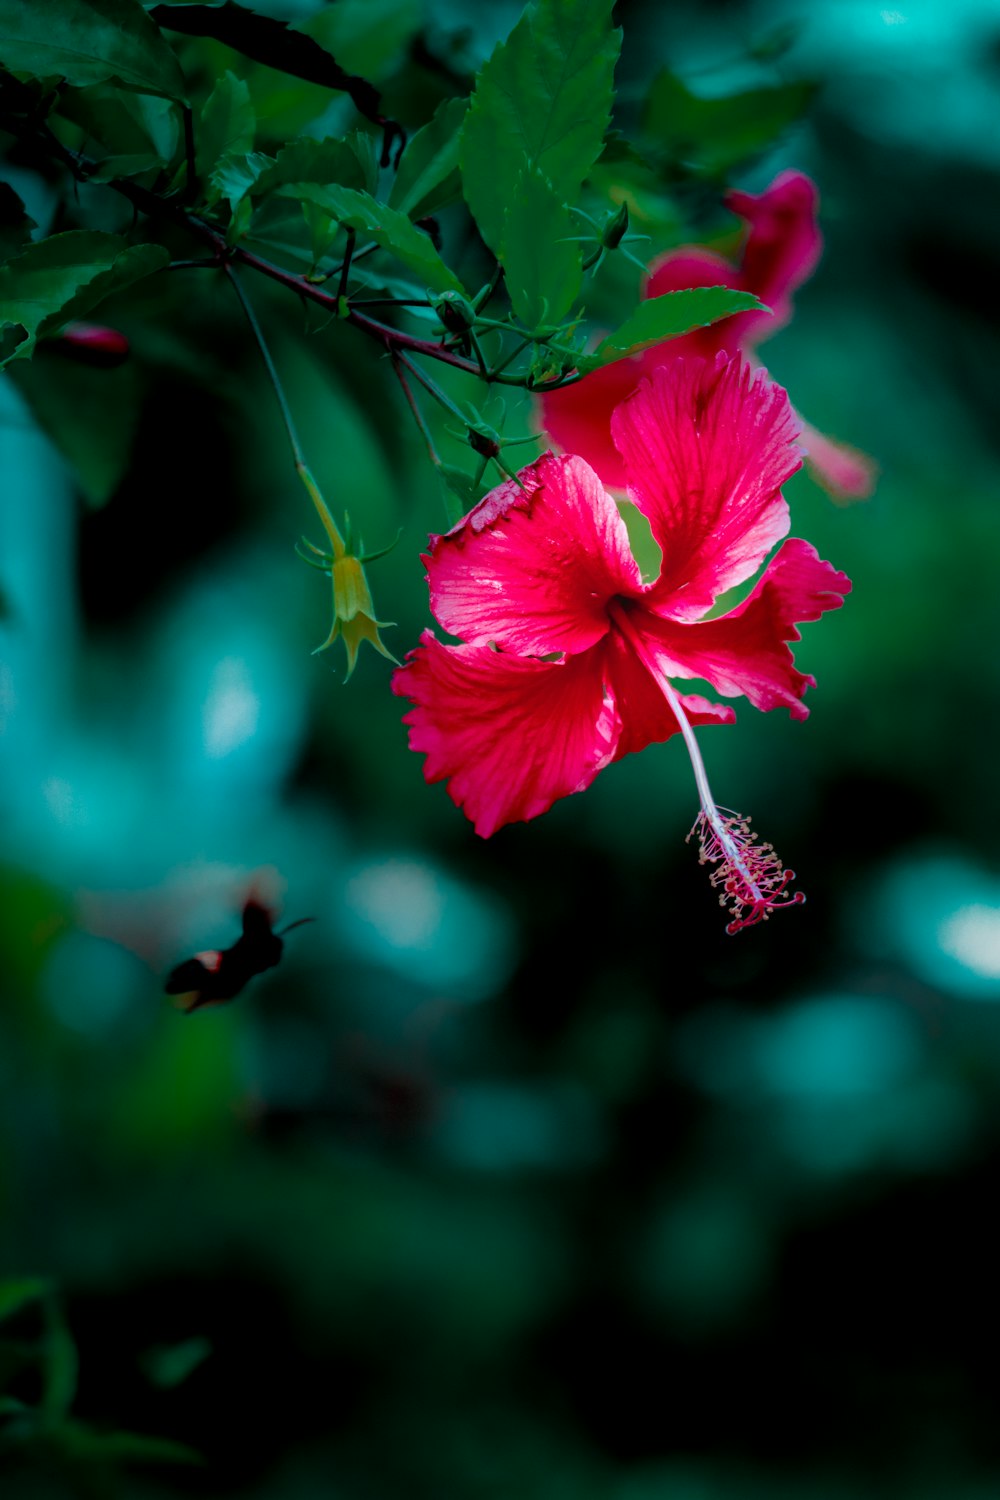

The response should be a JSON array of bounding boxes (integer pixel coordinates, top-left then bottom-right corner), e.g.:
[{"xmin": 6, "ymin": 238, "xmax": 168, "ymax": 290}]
[
  {"xmin": 56, "ymin": 1421, "xmax": 202, "ymax": 1466},
  {"xmin": 501, "ymin": 164, "xmax": 581, "ymax": 327},
  {"xmin": 643, "ymin": 70, "xmax": 816, "ymax": 176},
  {"xmin": 198, "ymin": 69, "xmax": 255, "ymax": 205},
  {"xmin": 389, "ymin": 97, "xmax": 468, "ymax": 219},
  {"xmin": 0, "ymin": 0, "xmax": 186, "ymax": 99},
  {"xmin": 0, "ymin": 1279, "xmax": 48, "ymax": 1323},
  {"xmin": 576, "ymin": 287, "xmax": 766, "ymax": 369},
  {"xmin": 460, "ymin": 0, "xmax": 621, "ymax": 255},
  {"xmin": 0, "ymin": 232, "xmax": 167, "ymax": 367},
  {"xmin": 275, "ymin": 184, "xmax": 464, "ymax": 293},
  {"xmin": 297, "ymin": 0, "xmax": 420, "ymax": 83},
  {"xmin": 152, "ymin": 1, "xmax": 389, "ymax": 126},
  {"xmin": 40, "ymin": 1298, "xmax": 78, "ymax": 1421},
  {"xmin": 140, "ymin": 1336, "xmax": 212, "ymax": 1390},
  {"xmin": 0, "ymin": 182, "xmax": 35, "ymax": 262},
  {"xmin": 254, "ymin": 132, "xmax": 377, "ymax": 200},
  {"xmin": 11, "ymin": 352, "xmax": 141, "ymax": 506}
]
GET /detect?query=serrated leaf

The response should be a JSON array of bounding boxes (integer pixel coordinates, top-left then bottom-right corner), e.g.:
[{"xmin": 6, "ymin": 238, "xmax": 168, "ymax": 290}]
[
  {"xmin": 577, "ymin": 288, "xmax": 767, "ymax": 371},
  {"xmin": 214, "ymin": 150, "xmax": 270, "ymax": 213},
  {"xmin": 459, "ymin": 0, "xmax": 620, "ymax": 255},
  {"xmin": 389, "ymin": 97, "xmax": 467, "ymax": 219},
  {"xmin": 275, "ymin": 184, "xmax": 464, "ymax": 294},
  {"xmin": 296, "ymin": 0, "xmax": 420, "ymax": 83},
  {"xmin": 501, "ymin": 164, "xmax": 581, "ymax": 328},
  {"xmin": 198, "ymin": 70, "xmax": 255, "ymax": 206},
  {"xmin": 12, "ymin": 353, "xmax": 142, "ymax": 506},
  {"xmin": 0, "ymin": 0, "xmax": 186, "ymax": 99},
  {"xmin": 253, "ymin": 133, "xmax": 376, "ymax": 200},
  {"xmin": 0, "ymin": 232, "xmax": 168, "ymax": 368},
  {"xmin": 151, "ymin": 1, "xmax": 395, "ymax": 134},
  {"xmin": 643, "ymin": 71, "xmax": 816, "ymax": 176},
  {"xmin": 0, "ymin": 182, "xmax": 35, "ymax": 263}
]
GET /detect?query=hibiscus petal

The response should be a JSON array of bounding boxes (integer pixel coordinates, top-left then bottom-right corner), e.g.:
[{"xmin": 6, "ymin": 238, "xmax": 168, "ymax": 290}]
[
  {"xmin": 536, "ymin": 357, "xmax": 641, "ymax": 490},
  {"xmin": 631, "ymin": 538, "xmax": 851, "ymax": 721},
  {"xmin": 612, "ymin": 354, "xmax": 801, "ymax": 622},
  {"xmin": 425, "ymin": 452, "xmax": 642, "ymax": 655},
  {"xmin": 725, "ymin": 171, "xmax": 822, "ymax": 341},
  {"xmin": 601, "ymin": 629, "xmax": 735, "ymax": 762},
  {"xmin": 798, "ymin": 419, "xmax": 878, "ymax": 503},
  {"xmin": 392, "ymin": 631, "xmax": 619, "ymax": 837}
]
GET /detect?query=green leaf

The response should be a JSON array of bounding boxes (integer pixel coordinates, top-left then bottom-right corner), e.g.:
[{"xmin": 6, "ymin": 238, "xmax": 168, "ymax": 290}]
[
  {"xmin": 198, "ymin": 70, "xmax": 255, "ymax": 206},
  {"xmin": 55, "ymin": 84, "xmax": 179, "ymax": 170},
  {"xmin": 577, "ymin": 287, "xmax": 767, "ymax": 370},
  {"xmin": 0, "ymin": 0, "xmax": 186, "ymax": 99},
  {"xmin": 56, "ymin": 1421, "xmax": 202, "ymax": 1467},
  {"xmin": 0, "ymin": 182, "xmax": 35, "ymax": 263},
  {"xmin": 140, "ymin": 1336, "xmax": 212, "ymax": 1390},
  {"xmin": 459, "ymin": 0, "xmax": 621, "ymax": 255},
  {"xmin": 275, "ymin": 185, "xmax": 464, "ymax": 294},
  {"xmin": 214, "ymin": 150, "xmax": 270, "ymax": 214},
  {"xmin": 253, "ymin": 133, "xmax": 377, "ymax": 200},
  {"xmin": 41, "ymin": 1300, "xmax": 77, "ymax": 1421},
  {"xmin": 296, "ymin": 0, "xmax": 420, "ymax": 83},
  {"xmin": 0, "ymin": 1278, "xmax": 48, "ymax": 1323},
  {"xmin": 643, "ymin": 70, "xmax": 816, "ymax": 176},
  {"xmin": 389, "ymin": 97, "xmax": 468, "ymax": 219},
  {"xmin": 501, "ymin": 164, "xmax": 581, "ymax": 328},
  {"xmin": 0, "ymin": 232, "xmax": 168, "ymax": 368},
  {"xmin": 11, "ymin": 354, "xmax": 142, "ymax": 507}
]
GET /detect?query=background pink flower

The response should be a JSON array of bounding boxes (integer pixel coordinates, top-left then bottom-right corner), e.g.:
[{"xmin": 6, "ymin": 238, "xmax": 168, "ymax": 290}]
[
  {"xmin": 394, "ymin": 354, "xmax": 850, "ymax": 929},
  {"xmin": 540, "ymin": 171, "xmax": 876, "ymax": 502}
]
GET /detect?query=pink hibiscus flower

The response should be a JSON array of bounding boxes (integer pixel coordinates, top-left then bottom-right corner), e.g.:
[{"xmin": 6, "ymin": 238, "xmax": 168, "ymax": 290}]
[
  {"xmin": 540, "ymin": 171, "xmax": 876, "ymax": 502},
  {"xmin": 393, "ymin": 353, "xmax": 851, "ymax": 933}
]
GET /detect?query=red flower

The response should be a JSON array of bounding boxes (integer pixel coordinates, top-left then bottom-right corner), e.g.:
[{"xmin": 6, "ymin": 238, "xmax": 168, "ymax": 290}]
[
  {"xmin": 393, "ymin": 354, "xmax": 850, "ymax": 933},
  {"xmin": 540, "ymin": 171, "xmax": 876, "ymax": 502}
]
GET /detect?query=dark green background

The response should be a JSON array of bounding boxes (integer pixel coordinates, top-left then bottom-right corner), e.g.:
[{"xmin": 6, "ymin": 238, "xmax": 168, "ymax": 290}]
[{"xmin": 3, "ymin": 0, "xmax": 1000, "ymax": 1495}]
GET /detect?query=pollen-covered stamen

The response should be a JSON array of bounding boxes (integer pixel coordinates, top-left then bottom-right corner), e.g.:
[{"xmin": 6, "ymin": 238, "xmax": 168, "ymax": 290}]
[
  {"xmin": 607, "ymin": 601, "xmax": 805, "ymax": 935},
  {"xmin": 687, "ymin": 808, "xmax": 804, "ymax": 935}
]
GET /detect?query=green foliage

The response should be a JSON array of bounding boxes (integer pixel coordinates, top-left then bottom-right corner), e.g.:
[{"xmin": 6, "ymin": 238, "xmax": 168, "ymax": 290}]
[
  {"xmin": 0, "ymin": 0, "xmax": 186, "ymax": 99},
  {"xmin": 502, "ymin": 163, "xmax": 582, "ymax": 328},
  {"xmin": 11, "ymin": 354, "xmax": 142, "ymax": 506},
  {"xmin": 0, "ymin": 232, "xmax": 168, "ymax": 367},
  {"xmin": 0, "ymin": 181, "xmax": 33, "ymax": 261},
  {"xmin": 389, "ymin": 97, "xmax": 468, "ymax": 219},
  {"xmin": 579, "ymin": 287, "xmax": 767, "ymax": 370},
  {"xmin": 276, "ymin": 184, "xmax": 465, "ymax": 293},
  {"xmin": 643, "ymin": 69, "xmax": 816, "ymax": 176},
  {"xmin": 254, "ymin": 132, "xmax": 378, "ymax": 200},
  {"xmin": 198, "ymin": 69, "xmax": 255, "ymax": 205},
  {"xmin": 460, "ymin": 0, "xmax": 621, "ymax": 255}
]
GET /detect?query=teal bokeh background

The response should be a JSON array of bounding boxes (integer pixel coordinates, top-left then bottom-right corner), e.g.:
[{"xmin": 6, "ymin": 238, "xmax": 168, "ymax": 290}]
[{"xmin": 3, "ymin": 1, "xmax": 1000, "ymax": 1495}]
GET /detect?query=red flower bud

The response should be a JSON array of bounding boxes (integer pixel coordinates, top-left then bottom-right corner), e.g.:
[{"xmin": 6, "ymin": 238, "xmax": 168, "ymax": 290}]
[{"xmin": 49, "ymin": 323, "xmax": 130, "ymax": 369}]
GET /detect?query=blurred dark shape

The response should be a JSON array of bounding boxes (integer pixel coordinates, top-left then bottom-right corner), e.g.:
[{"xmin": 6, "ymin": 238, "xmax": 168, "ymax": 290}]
[
  {"xmin": 45, "ymin": 322, "xmax": 131, "ymax": 369},
  {"xmin": 164, "ymin": 900, "xmax": 312, "ymax": 1012}
]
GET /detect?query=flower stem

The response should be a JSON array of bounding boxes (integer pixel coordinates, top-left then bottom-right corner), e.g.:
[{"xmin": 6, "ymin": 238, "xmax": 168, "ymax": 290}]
[{"xmin": 224, "ymin": 263, "xmax": 344, "ymax": 555}]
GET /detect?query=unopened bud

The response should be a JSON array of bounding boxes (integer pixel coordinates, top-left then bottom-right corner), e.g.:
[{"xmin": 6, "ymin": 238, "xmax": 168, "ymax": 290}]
[{"xmin": 49, "ymin": 322, "xmax": 130, "ymax": 368}]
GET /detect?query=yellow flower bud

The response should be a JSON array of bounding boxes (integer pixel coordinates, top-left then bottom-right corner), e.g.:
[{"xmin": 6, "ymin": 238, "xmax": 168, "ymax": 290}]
[{"xmin": 314, "ymin": 552, "xmax": 396, "ymax": 679}]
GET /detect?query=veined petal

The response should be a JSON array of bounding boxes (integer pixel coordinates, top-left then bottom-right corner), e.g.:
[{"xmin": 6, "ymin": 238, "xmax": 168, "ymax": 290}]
[
  {"xmin": 392, "ymin": 631, "xmax": 618, "ymax": 837},
  {"xmin": 536, "ymin": 357, "xmax": 642, "ymax": 490},
  {"xmin": 612, "ymin": 355, "xmax": 801, "ymax": 622},
  {"xmin": 726, "ymin": 172, "xmax": 822, "ymax": 342},
  {"xmin": 426, "ymin": 453, "xmax": 642, "ymax": 655},
  {"xmin": 799, "ymin": 419, "xmax": 878, "ymax": 503},
  {"xmin": 601, "ymin": 629, "xmax": 735, "ymax": 762},
  {"xmin": 631, "ymin": 539, "xmax": 851, "ymax": 720}
]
